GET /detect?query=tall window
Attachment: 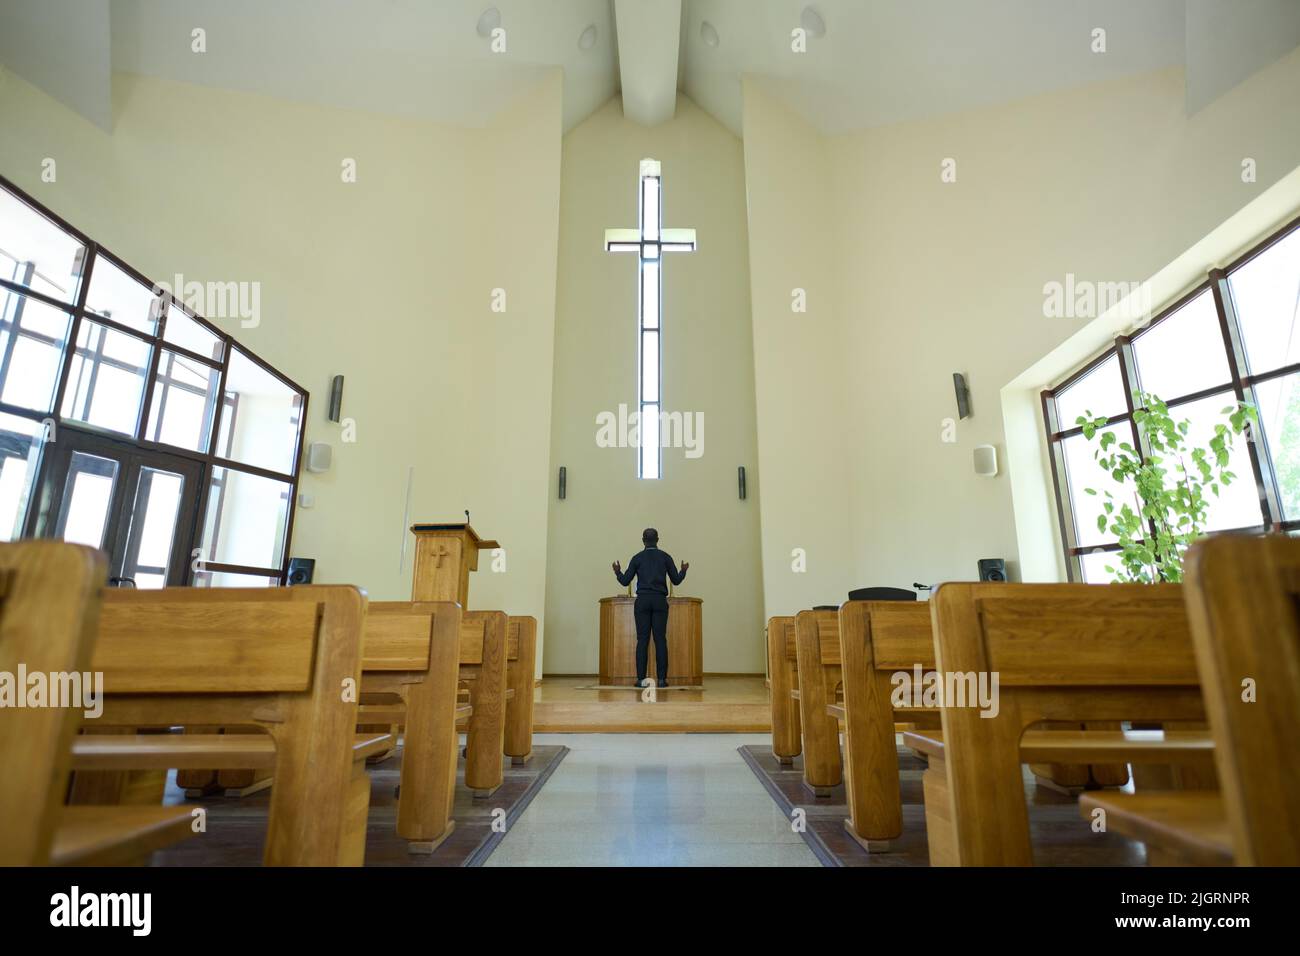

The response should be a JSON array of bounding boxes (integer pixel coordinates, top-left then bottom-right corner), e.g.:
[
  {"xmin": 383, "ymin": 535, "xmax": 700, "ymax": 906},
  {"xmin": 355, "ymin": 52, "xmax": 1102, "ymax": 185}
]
[
  {"xmin": 604, "ymin": 159, "xmax": 696, "ymax": 479},
  {"xmin": 1043, "ymin": 214, "xmax": 1300, "ymax": 581},
  {"xmin": 0, "ymin": 174, "xmax": 307, "ymax": 586}
]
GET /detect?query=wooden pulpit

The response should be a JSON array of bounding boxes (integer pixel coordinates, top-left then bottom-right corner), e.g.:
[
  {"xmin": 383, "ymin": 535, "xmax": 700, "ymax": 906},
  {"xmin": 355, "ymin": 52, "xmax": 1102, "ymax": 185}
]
[
  {"xmin": 598, "ymin": 595, "xmax": 703, "ymax": 686},
  {"xmin": 409, "ymin": 523, "xmax": 500, "ymax": 607}
]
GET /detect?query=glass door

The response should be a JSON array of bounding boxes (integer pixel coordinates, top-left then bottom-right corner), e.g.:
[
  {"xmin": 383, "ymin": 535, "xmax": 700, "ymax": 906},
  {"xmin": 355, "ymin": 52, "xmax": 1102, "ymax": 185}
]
[{"xmin": 33, "ymin": 427, "xmax": 203, "ymax": 587}]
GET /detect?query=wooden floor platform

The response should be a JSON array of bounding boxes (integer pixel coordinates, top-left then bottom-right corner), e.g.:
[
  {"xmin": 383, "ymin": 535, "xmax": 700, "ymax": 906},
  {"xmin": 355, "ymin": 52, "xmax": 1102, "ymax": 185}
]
[
  {"xmin": 150, "ymin": 743, "xmax": 568, "ymax": 867},
  {"xmin": 739, "ymin": 743, "xmax": 1148, "ymax": 867},
  {"xmin": 534, "ymin": 675, "xmax": 771, "ymax": 733}
]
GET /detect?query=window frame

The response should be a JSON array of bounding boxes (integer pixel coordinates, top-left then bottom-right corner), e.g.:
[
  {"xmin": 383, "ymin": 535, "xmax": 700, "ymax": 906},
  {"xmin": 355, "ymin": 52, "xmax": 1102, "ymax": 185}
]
[
  {"xmin": 1042, "ymin": 212, "xmax": 1300, "ymax": 581},
  {"xmin": 0, "ymin": 173, "xmax": 308, "ymax": 584}
]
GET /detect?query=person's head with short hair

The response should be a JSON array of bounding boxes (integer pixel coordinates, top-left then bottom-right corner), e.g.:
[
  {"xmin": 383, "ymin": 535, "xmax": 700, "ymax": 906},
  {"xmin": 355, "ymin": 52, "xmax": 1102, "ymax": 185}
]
[{"xmin": 642, "ymin": 528, "xmax": 659, "ymax": 548}]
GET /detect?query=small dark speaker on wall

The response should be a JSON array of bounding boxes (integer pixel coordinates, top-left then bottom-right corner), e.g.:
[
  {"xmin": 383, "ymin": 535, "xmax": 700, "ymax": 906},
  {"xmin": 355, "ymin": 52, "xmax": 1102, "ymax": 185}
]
[
  {"xmin": 738, "ymin": 466, "xmax": 747, "ymax": 500},
  {"xmin": 953, "ymin": 372, "xmax": 972, "ymax": 420},
  {"xmin": 977, "ymin": 558, "xmax": 1007, "ymax": 582},
  {"xmin": 558, "ymin": 466, "xmax": 567, "ymax": 500},
  {"xmin": 287, "ymin": 557, "xmax": 315, "ymax": 585},
  {"xmin": 327, "ymin": 375, "xmax": 345, "ymax": 423}
]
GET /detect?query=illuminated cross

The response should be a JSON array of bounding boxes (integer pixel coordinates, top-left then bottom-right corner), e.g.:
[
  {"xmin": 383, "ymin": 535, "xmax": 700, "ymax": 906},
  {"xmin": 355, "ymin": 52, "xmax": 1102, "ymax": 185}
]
[{"xmin": 605, "ymin": 158, "xmax": 696, "ymax": 479}]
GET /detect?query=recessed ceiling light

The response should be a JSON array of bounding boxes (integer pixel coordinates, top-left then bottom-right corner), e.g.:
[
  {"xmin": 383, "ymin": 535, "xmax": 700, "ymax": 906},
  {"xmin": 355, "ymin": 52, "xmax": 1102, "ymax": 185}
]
[
  {"xmin": 579, "ymin": 23, "xmax": 598, "ymax": 50},
  {"xmin": 800, "ymin": 6, "xmax": 826, "ymax": 38},
  {"xmin": 700, "ymin": 20, "xmax": 720, "ymax": 48},
  {"xmin": 476, "ymin": 7, "xmax": 501, "ymax": 38}
]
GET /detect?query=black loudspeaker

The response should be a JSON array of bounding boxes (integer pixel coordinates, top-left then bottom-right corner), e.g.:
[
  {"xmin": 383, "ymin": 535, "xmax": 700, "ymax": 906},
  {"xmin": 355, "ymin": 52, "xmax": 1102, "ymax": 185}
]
[
  {"xmin": 953, "ymin": 372, "xmax": 972, "ymax": 420},
  {"xmin": 847, "ymin": 586, "xmax": 917, "ymax": 602},
  {"xmin": 978, "ymin": 558, "xmax": 1007, "ymax": 582},
  {"xmin": 558, "ymin": 466, "xmax": 567, "ymax": 500},
  {"xmin": 327, "ymin": 375, "xmax": 344, "ymax": 423},
  {"xmin": 287, "ymin": 557, "xmax": 315, "ymax": 585},
  {"xmin": 738, "ymin": 466, "xmax": 747, "ymax": 500}
]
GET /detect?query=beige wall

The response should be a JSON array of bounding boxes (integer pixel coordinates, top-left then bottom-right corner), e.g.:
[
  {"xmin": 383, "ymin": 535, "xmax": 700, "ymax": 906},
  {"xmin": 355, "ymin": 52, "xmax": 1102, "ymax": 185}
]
[
  {"xmin": 741, "ymin": 78, "xmax": 859, "ymax": 621},
  {"xmin": 741, "ymin": 49, "xmax": 1300, "ymax": 608},
  {"xmin": 828, "ymin": 51, "xmax": 1300, "ymax": 590},
  {"xmin": 543, "ymin": 96, "xmax": 764, "ymax": 675},
  {"xmin": 0, "ymin": 67, "xmax": 562, "ymax": 666}
]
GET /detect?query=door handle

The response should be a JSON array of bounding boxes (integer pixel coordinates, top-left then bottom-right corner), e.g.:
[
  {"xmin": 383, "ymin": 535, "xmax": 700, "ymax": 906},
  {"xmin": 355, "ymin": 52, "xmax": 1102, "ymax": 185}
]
[{"xmin": 108, "ymin": 576, "xmax": 137, "ymax": 588}]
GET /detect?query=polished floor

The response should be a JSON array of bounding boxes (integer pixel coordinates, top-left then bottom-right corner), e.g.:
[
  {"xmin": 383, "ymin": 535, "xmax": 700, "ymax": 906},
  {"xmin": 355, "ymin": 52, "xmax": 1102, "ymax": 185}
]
[{"xmin": 483, "ymin": 734, "xmax": 821, "ymax": 866}]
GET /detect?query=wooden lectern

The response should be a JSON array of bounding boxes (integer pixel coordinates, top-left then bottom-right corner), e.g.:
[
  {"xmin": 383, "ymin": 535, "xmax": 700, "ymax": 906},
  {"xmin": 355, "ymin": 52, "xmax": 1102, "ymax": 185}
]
[
  {"xmin": 410, "ymin": 523, "xmax": 500, "ymax": 607},
  {"xmin": 598, "ymin": 595, "xmax": 703, "ymax": 686}
]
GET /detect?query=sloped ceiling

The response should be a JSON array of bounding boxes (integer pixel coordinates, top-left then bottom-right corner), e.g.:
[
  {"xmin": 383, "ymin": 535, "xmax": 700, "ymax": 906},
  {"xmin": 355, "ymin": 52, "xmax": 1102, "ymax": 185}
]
[{"xmin": 1, "ymin": 1, "xmax": 1297, "ymax": 138}]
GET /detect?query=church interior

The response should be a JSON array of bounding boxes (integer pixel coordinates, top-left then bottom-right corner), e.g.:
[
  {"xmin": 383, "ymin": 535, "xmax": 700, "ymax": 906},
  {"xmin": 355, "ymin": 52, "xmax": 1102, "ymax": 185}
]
[{"xmin": 1, "ymin": 0, "xmax": 1299, "ymax": 889}]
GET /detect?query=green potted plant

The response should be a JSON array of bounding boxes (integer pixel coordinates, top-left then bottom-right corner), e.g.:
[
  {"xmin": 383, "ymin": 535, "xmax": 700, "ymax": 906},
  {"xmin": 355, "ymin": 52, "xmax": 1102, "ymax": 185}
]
[{"xmin": 1076, "ymin": 391, "xmax": 1258, "ymax": 583}]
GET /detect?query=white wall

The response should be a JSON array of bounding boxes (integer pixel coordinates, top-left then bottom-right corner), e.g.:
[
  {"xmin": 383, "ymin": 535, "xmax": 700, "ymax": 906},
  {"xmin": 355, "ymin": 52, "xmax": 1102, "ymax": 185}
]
[
  {"xmin": 741, "ymin": 78, "xmax": 859, "ymax": 621},
  {"xmin": 828, "ymin": 52, "xmax": 1300, "ymax": 589},
  {"xmin": 0, "ymin": 67, "xmax": 563, "ymax": 664},
  {"xmin": 543, "ymin": 96, "xmax": 765, "ymax": 675}
]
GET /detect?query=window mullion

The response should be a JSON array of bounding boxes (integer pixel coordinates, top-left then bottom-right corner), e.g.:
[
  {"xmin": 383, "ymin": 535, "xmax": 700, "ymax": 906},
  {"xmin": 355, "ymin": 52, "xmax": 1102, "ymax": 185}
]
[{"xmin": 1211, "ymin": 267, "xmax": 1278, "ymax": 527}]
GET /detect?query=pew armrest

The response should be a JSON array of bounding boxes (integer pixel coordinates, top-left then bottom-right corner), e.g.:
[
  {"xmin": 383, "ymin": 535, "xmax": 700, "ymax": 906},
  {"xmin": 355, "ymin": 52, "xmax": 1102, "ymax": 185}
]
[
  {"xmin": 52, "ymin": 805, "xmax": 196, "ymax": 866},
  {"xmin": 1079, "ymin": 792, "xmax": 1232, "ymax": 866},
  {"xmin": 903, "ymin": 728, "xmax": 1215, "ymax": 765},
  {"xmin": 71, "ymin": 732, "xmax": 394, "ymax": 770}
]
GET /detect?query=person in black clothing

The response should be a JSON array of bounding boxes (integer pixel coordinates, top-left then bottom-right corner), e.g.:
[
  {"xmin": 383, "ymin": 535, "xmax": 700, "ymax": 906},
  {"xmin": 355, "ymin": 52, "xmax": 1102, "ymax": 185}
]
[{"xmin": 612, "ymin": 528, "xmax": 689, "ymax": 688}]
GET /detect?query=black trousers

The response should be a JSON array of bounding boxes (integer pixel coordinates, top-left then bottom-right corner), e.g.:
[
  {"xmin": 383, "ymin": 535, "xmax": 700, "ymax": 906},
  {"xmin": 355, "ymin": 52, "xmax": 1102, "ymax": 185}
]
[{"xmin": 633, "ymin": 593, "xmax": 670, "ymax": 683}]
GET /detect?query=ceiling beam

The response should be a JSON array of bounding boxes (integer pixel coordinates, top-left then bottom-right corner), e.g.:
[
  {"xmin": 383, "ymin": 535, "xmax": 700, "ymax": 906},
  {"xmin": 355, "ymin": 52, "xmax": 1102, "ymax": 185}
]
[{"xmin": 614, "ymin": 0, "xmax": 681, "ymax": 127}]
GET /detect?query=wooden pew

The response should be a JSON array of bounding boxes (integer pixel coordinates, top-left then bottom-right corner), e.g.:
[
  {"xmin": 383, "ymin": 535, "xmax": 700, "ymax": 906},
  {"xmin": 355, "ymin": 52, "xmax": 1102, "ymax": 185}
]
[
  {"xmin": 504, "ymin": 615, "xmax": 537, "ymax": 766},
  {"xmin": 912, "ymin": 583, "xmax": 1205, "ymax": 866},
  {"xmin": 457, "ymin": 609, "xmax": 509, "ymax": 798},
  {"xmin": 766, "ymin": 616, "xmax": 800, "ymax": 766},
  {"xmin": 1081, "ymin": 535, "xmax": 1300, "ymax": 865},
  {"xmin": 832, "ymin": 600, "xmax": 938, "ymax": 847},
  {"xmin": 793, "ymin": 609, "xmax": 844, "ymax": 796},
  {"xmin": 71, "ymin": 585, "xmax": 380, "ymax": 866},
  {"xmin": 357, "ymin": 601, "xmax": 466, "ymax": 852},
  {"xmin": 0, "ymin": 541, "xmax": 194, "ymax": 866}
]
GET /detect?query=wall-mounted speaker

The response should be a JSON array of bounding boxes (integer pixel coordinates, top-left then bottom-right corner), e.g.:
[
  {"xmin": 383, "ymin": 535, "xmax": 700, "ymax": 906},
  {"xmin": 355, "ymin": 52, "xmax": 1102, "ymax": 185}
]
[
  {"xmin": 973, "ymin": 444, "xmax": 998, "ymax": 477},
  {"xmin": 978, "ymin": 558, "xmax": 1007, "ymax": 582},
  {"xmin": 306, "ymin": 441, "xmax": 332, "ymax": 473},
  {"xmin": 287, "ymin": 557, "xmax": 315, "ymax": 585},
  {"xmin": 558, "ymin": 465, "xmax": 567, "ymax": 500},
  {"xmin": 327, "ymin": 375, "xmax": 344, "ymax": 423},
  {"xmin": 738, "ymin": 466, "xmax": 747, "ymax": 500},
  {"xmin": 953, "ymin": 372, "xmax": 972, "ymax": 420}
]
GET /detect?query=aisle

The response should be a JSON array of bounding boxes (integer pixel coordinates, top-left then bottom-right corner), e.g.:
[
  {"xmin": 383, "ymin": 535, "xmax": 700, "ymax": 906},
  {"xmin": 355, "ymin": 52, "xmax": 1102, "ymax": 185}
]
[{"xmin": 484, "ymin": 734, "xmax": 822, "ymax": 867}]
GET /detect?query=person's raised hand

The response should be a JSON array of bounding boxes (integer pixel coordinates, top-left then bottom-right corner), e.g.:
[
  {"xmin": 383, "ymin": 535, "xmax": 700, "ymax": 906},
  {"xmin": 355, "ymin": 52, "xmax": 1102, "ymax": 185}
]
[
  {"xmin": 681, "ymin": 561, "xmax": 690, "ymax": 572},
  {"xmin": 612, "ymin": 560, "xmax": 622, "ymax": 574}
]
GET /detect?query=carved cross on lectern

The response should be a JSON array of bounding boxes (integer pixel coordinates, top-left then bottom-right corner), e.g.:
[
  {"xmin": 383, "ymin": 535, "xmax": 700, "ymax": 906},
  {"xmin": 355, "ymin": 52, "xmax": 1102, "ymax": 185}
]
[
  {"xmin": 433, "ymin": 544, "xmax": 450, "ymax": 568},
  {"xmin": 604, "ymin": 158, "xmax": 696, "ymax": 480}
]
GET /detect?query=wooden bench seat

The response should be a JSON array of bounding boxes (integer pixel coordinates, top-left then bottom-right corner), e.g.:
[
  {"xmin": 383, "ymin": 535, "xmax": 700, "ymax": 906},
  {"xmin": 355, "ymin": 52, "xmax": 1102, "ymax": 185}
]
[
  {"xmin": 0, "ymin": 541, "xmax": 200, "ymax": 867},
  {"xmin": 85, "ymin": 585, "xmax": 373, "ymax": 866},
  {"xmin": 50, "ymin": 805, "xmax": 199, "ymax": 866},
  {"xmin": 1079, "ymin": 792, "xmax": 1231, "ymax": 866},
  {"xmin": 766, "ymin": 616, "xmax": 801, "ymax": 766},
  {"xmin": 359, "ymin": 704, "xmax": 473, "ymax": 725},
  {"xmin": 1073, "ymin": 535, "xmax": 1300, "ymax": 866},
  {"xmin": 904, "ymin": 728, "xmax": 1215, "ymax": 764},
  {"xmin": 923, "ymin": 582, "xmax": 1204, "ymax": 866},
  {"xmin": 71, "ymin": 733, "xmax": 393, "ymax": 770}
]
